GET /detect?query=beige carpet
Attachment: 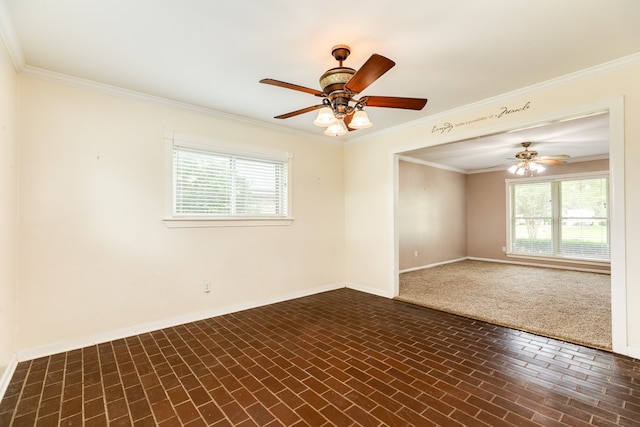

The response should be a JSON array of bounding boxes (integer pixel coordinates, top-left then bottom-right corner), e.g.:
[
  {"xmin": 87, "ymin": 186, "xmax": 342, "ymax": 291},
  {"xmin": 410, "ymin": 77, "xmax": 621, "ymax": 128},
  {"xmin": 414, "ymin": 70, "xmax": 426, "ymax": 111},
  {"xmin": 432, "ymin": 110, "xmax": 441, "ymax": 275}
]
[{"xmin": 397, "ymin": 260, "xmax": 611, "ymax": 350}]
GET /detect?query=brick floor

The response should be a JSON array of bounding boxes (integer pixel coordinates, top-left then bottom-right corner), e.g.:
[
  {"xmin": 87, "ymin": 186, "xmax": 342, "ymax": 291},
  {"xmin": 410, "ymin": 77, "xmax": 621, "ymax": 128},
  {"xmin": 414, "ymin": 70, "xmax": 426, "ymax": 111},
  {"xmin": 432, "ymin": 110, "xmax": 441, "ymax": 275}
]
[{"xmin": 1, "ymin": 288, "xmax": 639, "ymax": 426}]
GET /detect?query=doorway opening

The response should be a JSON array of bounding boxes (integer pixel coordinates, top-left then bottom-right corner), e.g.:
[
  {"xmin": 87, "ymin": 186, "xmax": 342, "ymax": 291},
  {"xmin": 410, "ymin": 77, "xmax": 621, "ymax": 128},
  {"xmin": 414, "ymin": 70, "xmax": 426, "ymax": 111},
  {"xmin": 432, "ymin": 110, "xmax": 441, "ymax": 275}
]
[{"xmin": 392, "ymin": 100, "xmax": 627, "ymax": 355}]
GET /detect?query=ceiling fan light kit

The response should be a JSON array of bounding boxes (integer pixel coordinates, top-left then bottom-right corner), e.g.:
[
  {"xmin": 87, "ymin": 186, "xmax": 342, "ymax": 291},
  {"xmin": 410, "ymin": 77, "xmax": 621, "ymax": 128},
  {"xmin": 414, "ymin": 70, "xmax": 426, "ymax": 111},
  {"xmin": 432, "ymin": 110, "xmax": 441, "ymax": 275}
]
[
  {"xmin": 260, "ymin": 44, "xmax": 427, "ymax": 136},
  {"xmin": 324, "ymin": 120, "xmax": 348, "ymax": 136},
  {"xmin": 507, "ymin": 142, "xmax": 568, "ymax": 176},
  {"xmin": 313, "ymin": 107, "xmax": 335, "ymax": 127},
  {"xmin": 349, "ymin": 109, "xmax": 373, "ymax": 129},
  {"xmin": 508, "ymin": 161, "xmax": 545, "ymax": 176}
]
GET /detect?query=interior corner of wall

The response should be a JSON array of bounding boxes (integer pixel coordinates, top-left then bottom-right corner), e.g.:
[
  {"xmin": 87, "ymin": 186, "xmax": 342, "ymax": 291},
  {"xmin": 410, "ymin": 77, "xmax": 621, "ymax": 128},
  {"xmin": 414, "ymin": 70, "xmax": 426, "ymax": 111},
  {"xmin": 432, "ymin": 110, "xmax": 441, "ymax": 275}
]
[
  {"xmin": 0, "ymin": 353, "xmax": 18, "ymax": 403},
  {"xmin": 346, "ymin": 282, "xmax": 395, "ymax": 299}
]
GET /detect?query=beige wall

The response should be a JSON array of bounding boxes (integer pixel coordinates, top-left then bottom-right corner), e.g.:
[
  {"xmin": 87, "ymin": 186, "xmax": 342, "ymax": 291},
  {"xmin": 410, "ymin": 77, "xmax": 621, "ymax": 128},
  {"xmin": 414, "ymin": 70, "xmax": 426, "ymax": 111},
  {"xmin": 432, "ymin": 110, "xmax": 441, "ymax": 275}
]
[
  {"xmin": 345, "ymin": 61, "xmax": 640, "ymax": 355},
  {"xmin": 2, "ymin": 46, "xmax": 639, "ymax": 368},
  {"xmin": 398, "ymin": 160, "xmax": 466, "ymax": 270},
  {"xmin": 467, "ymin": 159, "xmax": 610, "ymax": 272},
  {"xmin": 0, "ymin": 40, "xmax": 17, "ymax": 382},
  {"xmin": 397, "ymin": 157, "xmax": 609, "ymax": 273},
  {"xmin": 15, "ymin": 77, "xmax": 346, "ymax": 353}
]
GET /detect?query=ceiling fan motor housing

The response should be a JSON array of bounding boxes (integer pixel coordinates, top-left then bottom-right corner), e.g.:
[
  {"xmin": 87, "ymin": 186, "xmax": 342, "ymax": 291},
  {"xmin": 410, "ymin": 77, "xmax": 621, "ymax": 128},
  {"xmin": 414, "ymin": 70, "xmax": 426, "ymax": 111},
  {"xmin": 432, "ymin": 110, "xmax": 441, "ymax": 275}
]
[
  {"xmin": 515, "ymin": 142, "xmax": 537, "ymax": 160},
  {"xmin": 319, "ymin": 67, "xmax": 355, "ymax": 117},
  {"xmin": 319, "ymin": 67, "xmax": 355, "ymax": 95},
  {"xmin": 317, "ymin": 45, "xmax": 357, "ymax": 118},
  {"xmin": 515, "ymin": 149, "xmax": 538, "ymax": 160}
]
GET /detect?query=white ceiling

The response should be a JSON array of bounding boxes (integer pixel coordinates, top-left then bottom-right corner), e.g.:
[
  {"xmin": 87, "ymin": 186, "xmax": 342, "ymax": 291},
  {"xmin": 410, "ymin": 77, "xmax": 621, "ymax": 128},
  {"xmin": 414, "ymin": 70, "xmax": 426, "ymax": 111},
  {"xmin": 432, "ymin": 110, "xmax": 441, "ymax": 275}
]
[
  {"xmin": 1, "ymin": 0, "xmax": 638, "ymax": 164},
  {"xmin": 400, "ymin": 112, "xmax": 610, "ymax": 172}
]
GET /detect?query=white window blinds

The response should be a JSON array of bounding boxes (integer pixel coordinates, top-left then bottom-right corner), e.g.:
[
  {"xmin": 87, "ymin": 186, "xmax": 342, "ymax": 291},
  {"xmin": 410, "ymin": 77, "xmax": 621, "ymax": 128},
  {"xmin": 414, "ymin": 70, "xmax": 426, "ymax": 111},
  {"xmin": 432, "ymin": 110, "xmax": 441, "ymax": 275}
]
[
  {"xmin": 510, "ymin": 181, "xmax": 553, "ymax": 256},
  {"xmin": 173, "ymin": 145, "xmax": 288, "ymax": 218},
  {"xmin": 508, "ymin": 175, "xmax": 610, "ymax": 262},
  {"xmin": 558, "ymin": 178, "xmax": 610, "ymax": 260}
]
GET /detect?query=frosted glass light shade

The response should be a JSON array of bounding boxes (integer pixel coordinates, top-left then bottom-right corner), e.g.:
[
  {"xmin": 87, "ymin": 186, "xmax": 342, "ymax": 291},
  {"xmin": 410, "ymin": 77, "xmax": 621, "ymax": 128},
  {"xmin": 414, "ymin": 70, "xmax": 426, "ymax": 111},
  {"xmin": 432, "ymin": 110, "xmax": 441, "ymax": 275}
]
[
  {"xmin": 508, "ymin": 160, "xmax": 545, "ymax": 176},
  {"xmin": 349, "ymin": 110, "xmax": 372, "ymax": 129},
  {"xmin": 313, "ymin": 107, "xmax": 335, "ymax": 127},
  {"xmin": 324, "ymin": 120, "xmax": 347, "ymax": 136}
]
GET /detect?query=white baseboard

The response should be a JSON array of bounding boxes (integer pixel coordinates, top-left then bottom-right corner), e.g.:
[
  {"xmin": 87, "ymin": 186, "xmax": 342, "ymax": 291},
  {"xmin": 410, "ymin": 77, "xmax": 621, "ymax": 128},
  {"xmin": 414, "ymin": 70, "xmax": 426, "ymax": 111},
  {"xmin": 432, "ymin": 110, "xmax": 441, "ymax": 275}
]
[
  {"xmin": 467, "ymin": 256, "xmax": 611, "ymax": 274},
  {"xmin": 16, "ymin": 283, "xmax": 345, "ymax": 363},
  {"xmin": 0, "ymin": 354, "xmax": 18, "ymax": 404},
  {"xmin": 402, "ymin": 256, "xmax": 610, "ymax": 275},
  {"xmin": 6, "ymin": 280, "xmax": 637, "ymax": 393},
  {"xmin": 346, "ymin": 282, "xmax": 395, "ymax": 299},
  {"xmin": 624, "ymin": 345, "xmax": 640, "ymax": 361},
  {"xmin": 399, "ymin": 257, "xmax": 467, "ymax": 274}
]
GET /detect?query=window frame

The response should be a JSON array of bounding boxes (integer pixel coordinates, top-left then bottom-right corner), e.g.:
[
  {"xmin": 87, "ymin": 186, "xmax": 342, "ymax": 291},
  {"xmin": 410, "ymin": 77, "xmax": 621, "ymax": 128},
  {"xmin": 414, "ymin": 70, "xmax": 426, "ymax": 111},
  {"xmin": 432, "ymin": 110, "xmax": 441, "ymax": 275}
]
[
  {"xmin": 505, "ymin": 170, "xmax": 610, "ymax": 265},
  {"xmin": 163, "ymin": 130, "xmax": 293, "ymax": 228}
]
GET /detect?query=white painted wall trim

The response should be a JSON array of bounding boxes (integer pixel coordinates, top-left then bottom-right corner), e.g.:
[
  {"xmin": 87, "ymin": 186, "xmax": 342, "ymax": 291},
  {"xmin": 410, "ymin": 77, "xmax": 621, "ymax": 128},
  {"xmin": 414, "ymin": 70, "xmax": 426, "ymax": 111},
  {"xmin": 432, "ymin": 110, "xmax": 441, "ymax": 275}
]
[
  {"xmin": 399, "ymin": 258, "xmax": 468, "ymax": 274},
  {"xmin": 607, "ymin": 97, "xmax": 627, "ymax": 356},
  {"xmin": 346, "ymin": 283, "xmax": 395, "ymax": 299},
  {"xmin": 15, "ymin": 283, "xmax": 345, "ymax": 363},
  {"xmin": 400, "ymin": 256, "xmax": 609, "ymax": 275},
  {"xmin": 396, "ymin": 155, "xmax": 468, "ymax": 174},
  {"xmin": 2, "ymin": 6, "xmax": 638, "ymax": 149},
  {"xmin": 392, "ymin": 97, "xmax": 629, "ymax": 357},
  {"xmin": 17, "ymin": 65, "xmax": 330, "ymax": 144},
  {"xmin": 467, "ymin": 257, "xmax": 610, "ymax": 274},
  {"xmin": 351, "ymin": 52, "xmax": 640, "ymax": 145},
  {"xmin": 626, "ymin": 346, "xmax": 640, "ymax": 361},
  {"xmin": 0, "ymin": 355, "xmax": 18, "ymax": 404}
]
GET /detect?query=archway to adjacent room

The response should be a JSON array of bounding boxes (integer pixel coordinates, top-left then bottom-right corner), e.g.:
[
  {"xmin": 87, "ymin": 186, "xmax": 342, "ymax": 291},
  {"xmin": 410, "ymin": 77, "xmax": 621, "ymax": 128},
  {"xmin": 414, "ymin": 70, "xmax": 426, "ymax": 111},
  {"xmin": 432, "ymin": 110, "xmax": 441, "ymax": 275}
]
[{"xmin": 392, "ymin": 99, "xmax": 627, "ymax": 355}]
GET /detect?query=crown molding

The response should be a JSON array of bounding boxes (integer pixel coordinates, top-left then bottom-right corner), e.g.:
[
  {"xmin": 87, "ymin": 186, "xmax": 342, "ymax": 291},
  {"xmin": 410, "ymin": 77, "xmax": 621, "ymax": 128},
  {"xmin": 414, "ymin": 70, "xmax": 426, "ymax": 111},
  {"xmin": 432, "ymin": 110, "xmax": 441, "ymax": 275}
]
[
  {"xmin": 349, "ymin": 51, "xmax": 640, "ymax": 145},
  {"xmin": 20, "ymin": 65, "xmax": 332, "ymax": 143},
  {"xmin": 3, "ymin": 3, "xmax": 639, "ymax": 145},
  {"xmin": 18, "ymin": 53, "xmax": 640, "ymax": 147},
  {"xmin": 396, "ymin": 155, "xmax": 468, "ymax": 174},
  {"xmin": 0, "ymin": 0, "xmax": 24, "ymax": 71}
]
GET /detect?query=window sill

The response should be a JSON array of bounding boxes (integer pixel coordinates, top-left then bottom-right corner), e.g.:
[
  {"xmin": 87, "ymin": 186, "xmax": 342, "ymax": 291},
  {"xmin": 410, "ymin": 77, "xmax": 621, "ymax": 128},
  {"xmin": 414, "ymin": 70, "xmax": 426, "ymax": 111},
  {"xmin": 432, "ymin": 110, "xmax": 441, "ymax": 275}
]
[{"xmin": 162, "ymin": 217, "xmax": 294, "ymax": 228}]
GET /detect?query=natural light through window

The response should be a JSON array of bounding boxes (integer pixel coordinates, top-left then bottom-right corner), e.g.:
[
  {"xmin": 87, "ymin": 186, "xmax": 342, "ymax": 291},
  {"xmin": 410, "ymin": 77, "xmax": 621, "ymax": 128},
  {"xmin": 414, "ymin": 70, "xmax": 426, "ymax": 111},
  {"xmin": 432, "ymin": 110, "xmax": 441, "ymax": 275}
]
[
  {"xmin": 173, "ymin": 148, "xmax": 288, "ymax": 217},
  {"xmin": 164, "ymin": 132, "xmax": 292, "ymax": 227},
  {"xmin": 507, "ymin": 173, "xmax": 610, "ymax": 262}
]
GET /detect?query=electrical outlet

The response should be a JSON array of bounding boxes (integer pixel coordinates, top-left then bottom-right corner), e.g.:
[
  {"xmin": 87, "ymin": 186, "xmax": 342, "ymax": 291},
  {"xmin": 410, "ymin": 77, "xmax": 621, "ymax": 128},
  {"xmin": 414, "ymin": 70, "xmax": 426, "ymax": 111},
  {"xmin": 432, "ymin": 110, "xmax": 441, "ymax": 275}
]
[
  {"xmin": 203, "ymin": 282, "xmax": 211, "ymax": 293},
  {"xmin": 414, "ymin": 251, "xmax": 419, "ymax": 257}
]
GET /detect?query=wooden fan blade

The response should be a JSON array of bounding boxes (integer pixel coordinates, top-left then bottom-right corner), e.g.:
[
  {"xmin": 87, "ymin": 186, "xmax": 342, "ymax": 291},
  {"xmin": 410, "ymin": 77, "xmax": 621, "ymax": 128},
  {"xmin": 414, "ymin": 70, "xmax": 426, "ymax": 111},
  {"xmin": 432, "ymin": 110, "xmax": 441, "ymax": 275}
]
[
  {"xmin": 260, "ymin": 78, "xmax": 324, "ymax": 97},
  {"xmin": 363, "ymin": 96, "xmax": 428, "ymax": 110},
  {"xmin": 274, "ymin": 104, "xmax": 325, "ymax": 119},
  {"xmin": 537, "ymin": 159, "xmax": 566, "ymax": 165},
  {"xmin": 345, "ymin": 54, "xmax": 395, "ymax": 94},
  {"xmin": 539, "ymin": 154, "xmax": 570, "ymax": 159}
]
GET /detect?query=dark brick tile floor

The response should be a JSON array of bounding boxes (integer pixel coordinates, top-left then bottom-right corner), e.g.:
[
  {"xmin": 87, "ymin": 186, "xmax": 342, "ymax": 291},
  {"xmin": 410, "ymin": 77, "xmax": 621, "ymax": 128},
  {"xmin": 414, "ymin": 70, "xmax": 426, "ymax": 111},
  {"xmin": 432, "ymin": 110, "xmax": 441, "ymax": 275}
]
[{"xmin": 1, "ymin": 288, "xmax": 639, "ymax": 426}]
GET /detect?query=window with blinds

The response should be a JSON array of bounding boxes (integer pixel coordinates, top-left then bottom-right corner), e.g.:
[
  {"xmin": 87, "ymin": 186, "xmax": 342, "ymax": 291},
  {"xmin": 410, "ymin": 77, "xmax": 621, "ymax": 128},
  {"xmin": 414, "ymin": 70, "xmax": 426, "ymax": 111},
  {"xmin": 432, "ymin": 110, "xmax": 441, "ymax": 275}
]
[
  {"xmin": 172, "ymin": 144, "xmax": 289, "ymax": 218},
  {"xmin": 508, "ymin": 174, "xmax": 610, "ymax": 262}
]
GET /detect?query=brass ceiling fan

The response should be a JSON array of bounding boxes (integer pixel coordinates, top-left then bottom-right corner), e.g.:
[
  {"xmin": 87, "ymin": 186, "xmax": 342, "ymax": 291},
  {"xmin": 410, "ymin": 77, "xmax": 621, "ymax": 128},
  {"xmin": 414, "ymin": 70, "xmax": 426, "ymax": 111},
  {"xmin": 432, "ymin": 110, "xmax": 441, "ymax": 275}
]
[
  {"xmin": 260, "ymin": 45, "xmax": 428, "ymax": 136},
  {"xmin": 508, "ymin": 142, "xmax": 570, "ymax": 176}
]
